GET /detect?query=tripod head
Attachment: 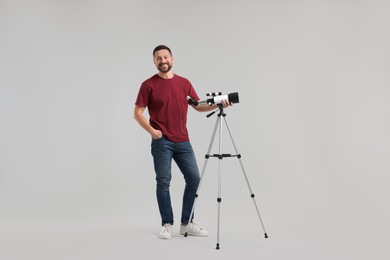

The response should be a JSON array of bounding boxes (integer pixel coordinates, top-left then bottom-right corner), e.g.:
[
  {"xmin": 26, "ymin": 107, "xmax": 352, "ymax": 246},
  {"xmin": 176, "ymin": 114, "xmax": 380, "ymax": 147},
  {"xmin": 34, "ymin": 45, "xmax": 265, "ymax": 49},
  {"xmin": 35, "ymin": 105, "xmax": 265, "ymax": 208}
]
[{"xmin": 206, "ymin": 104, "xmax": 226, "ymax": 118}]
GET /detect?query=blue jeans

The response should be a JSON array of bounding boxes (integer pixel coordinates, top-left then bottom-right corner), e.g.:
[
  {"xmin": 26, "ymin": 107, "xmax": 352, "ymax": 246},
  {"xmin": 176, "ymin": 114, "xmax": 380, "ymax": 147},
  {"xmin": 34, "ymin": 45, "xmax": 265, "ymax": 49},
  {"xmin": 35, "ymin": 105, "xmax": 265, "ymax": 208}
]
[{"xmin": 151, "ymin": 136, "xmax": 200, "ymax": 226}]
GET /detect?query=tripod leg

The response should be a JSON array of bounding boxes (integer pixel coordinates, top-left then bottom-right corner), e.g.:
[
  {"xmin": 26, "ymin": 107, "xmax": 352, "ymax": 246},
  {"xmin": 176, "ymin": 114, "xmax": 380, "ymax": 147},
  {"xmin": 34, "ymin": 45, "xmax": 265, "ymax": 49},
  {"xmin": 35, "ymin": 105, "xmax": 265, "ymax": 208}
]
[
  {"xmin": 184, "ymin": 115, "xmax": 220, "ymax": 237},
  {"xmin": 223, "ymin": 117, "xmax": 269, "ymax": 238},
  {"xmin": 216, "ymin": 114, "xmax": 223, "ymax": 250}
]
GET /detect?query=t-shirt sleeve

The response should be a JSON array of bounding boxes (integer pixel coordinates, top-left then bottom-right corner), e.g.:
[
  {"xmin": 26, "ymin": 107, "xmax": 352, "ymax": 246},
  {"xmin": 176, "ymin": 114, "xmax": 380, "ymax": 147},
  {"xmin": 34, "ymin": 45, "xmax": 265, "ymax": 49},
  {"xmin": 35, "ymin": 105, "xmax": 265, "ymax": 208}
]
[
  {"xmin": 188, "ymin": 82, "xmax": 200, "ymax": 102},
  {"xmin": 135, "ymin": 82, "xmax": 150, "ymax": 107}
]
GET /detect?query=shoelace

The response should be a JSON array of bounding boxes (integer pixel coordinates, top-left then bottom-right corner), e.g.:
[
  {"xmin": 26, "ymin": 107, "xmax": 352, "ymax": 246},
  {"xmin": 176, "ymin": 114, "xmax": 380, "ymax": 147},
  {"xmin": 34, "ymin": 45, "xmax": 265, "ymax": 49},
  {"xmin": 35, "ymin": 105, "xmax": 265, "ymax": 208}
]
[
  {"xmin": 190, "ymin": 222, "xmax": 203, "ymax": 231},
  {"xmin": 162, "ymin": 224, "xmax": 172, "ymax": 233}
]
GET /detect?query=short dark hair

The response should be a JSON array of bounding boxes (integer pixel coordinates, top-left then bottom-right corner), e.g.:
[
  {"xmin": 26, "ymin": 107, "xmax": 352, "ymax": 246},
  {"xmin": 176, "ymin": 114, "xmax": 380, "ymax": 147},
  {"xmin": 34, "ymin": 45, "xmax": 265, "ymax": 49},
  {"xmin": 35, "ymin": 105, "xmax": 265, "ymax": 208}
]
[{"xmin": 153, "ymin": 45, "xmax": 172, "ymax": 56}]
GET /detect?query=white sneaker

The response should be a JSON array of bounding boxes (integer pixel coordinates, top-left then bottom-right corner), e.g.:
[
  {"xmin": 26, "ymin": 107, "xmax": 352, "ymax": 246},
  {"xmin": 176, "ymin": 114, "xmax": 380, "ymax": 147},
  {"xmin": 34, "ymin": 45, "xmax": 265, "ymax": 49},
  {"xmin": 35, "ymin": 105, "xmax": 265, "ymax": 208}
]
[
  {"xmin": 159, "ymin": 223, "xmax": 173, "ymax": 239},
  {"xmin": 180, "ymin": 222, "xmax": 208, "ymax": 237}
]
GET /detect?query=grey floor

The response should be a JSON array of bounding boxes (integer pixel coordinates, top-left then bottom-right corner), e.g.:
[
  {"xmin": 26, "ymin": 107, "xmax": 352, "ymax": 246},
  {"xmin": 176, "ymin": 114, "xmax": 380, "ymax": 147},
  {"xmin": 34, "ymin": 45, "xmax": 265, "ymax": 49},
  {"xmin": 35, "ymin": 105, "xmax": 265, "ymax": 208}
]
[{"xmin": 0, "ymin": 211, "xmax": 388, "ymax": 260}]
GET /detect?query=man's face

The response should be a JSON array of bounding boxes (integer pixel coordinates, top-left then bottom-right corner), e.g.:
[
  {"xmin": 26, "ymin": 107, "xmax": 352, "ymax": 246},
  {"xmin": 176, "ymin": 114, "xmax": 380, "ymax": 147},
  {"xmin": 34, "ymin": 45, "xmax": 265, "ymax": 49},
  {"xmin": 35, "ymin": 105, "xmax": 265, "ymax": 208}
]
[{"xmin": 153, "ymin": 49, "xmax": 173, "ymax": 73}]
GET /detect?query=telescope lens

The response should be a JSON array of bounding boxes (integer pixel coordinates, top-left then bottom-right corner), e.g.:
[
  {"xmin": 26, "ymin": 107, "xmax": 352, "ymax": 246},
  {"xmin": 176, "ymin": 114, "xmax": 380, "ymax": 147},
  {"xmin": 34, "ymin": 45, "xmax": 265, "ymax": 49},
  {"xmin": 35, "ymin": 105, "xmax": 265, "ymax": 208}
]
[{"xmin": 228, "ymin": 92, "xmax": 239, "ymax": 104}]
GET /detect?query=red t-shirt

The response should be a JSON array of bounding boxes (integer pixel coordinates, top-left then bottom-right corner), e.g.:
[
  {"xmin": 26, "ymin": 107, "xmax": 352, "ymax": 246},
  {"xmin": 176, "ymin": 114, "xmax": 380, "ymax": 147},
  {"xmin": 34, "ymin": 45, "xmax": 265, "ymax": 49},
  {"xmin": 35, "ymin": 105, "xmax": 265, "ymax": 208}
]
[{"xmin": 135, "ymin": 74, "xmax": 200, "ymax": 142}]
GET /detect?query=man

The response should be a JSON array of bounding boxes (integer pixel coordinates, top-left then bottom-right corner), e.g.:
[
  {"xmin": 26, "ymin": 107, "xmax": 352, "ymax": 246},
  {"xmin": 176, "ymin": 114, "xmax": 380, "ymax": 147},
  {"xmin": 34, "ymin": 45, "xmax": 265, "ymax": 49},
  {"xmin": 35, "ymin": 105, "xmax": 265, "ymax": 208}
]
[{"xmin": 134, "ymin": 45, "xmax": 230, "ymax": 239}]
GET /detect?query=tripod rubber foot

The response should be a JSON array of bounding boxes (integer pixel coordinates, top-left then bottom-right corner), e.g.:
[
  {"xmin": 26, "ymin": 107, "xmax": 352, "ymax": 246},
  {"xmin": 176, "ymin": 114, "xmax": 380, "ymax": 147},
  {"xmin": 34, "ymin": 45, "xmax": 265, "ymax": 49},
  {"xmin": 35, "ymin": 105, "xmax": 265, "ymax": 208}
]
[
  {"xmin": 216, "ymin": 243, "xmax": 220, "ymax": 250},
  {"xmin": 264, "ymin": 233, "xmax": 268, "ymax": 238}
]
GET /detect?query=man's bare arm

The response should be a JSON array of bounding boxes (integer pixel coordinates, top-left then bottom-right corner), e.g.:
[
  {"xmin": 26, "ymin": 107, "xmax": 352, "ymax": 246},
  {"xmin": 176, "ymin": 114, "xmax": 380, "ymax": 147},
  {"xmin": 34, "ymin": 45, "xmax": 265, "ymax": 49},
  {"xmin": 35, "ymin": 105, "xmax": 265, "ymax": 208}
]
[
  {"xmin": 134, "ymin": 105, "xmax": 162, "ymax": 139},
  {"xmin": 191, "ymin": 99, "xmax": 232, "ymax": 112}
]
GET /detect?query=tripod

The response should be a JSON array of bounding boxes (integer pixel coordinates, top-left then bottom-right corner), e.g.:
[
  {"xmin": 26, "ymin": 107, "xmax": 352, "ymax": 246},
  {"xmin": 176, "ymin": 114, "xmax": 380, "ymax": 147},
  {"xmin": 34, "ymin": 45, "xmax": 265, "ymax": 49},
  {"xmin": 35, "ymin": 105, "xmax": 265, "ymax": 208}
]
[{"xmin": 184, "ymin": 105, "xmax": 268, "ymax": 249}]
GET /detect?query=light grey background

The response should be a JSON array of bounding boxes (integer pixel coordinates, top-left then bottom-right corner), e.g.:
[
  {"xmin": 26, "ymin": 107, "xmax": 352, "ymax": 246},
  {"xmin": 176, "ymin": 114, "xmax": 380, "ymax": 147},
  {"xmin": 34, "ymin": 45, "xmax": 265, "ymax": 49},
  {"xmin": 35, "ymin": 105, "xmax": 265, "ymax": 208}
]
[{"xmin": 1, "ymin": 0, "xmax": 389, "ymax": 259}]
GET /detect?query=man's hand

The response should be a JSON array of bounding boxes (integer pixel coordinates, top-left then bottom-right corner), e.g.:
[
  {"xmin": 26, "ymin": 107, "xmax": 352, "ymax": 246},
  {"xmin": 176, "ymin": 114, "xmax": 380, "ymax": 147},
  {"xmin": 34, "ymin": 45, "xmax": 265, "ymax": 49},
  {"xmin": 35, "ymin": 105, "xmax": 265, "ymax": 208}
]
[
  {"xmin": 152, "ymin": 129, "xmax": 163, "ymax": 140},
  {"xmin": 221, "ymin": 99, "xmax": 233, "ymax": 108}
]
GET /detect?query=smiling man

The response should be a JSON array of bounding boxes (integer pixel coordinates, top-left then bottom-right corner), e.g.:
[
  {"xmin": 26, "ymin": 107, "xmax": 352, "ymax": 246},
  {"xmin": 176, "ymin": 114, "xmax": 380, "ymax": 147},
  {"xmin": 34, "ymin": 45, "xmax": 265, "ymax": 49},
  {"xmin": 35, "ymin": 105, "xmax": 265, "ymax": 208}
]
[{"xmin": 134, "ymin": 45, "xmax": 230, "ymax": 239}]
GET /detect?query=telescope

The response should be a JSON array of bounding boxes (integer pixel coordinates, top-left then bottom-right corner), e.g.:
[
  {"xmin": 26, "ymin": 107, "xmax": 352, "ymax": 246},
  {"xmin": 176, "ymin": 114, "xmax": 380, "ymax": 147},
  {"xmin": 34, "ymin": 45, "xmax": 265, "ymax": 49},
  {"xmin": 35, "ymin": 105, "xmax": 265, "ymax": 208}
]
[
  {"xmin": 184, "ymin": 90, "xmax": 269, "ymax": 249},
  {"xmin": 187, "ymin": 92, "xmax": 239, "ymax": 106}
]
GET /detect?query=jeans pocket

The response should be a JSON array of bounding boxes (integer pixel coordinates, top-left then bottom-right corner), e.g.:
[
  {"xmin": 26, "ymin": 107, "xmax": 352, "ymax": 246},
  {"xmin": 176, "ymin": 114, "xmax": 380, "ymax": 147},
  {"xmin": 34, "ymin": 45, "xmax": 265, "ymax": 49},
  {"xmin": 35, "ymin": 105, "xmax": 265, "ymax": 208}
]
[
  {"xmin": 151, "ymin": 136, "xmax": 165, "ymax": 147},
  {"xmin": 153, "ymin": 136, "xmax": 164, "ymax": 141}
]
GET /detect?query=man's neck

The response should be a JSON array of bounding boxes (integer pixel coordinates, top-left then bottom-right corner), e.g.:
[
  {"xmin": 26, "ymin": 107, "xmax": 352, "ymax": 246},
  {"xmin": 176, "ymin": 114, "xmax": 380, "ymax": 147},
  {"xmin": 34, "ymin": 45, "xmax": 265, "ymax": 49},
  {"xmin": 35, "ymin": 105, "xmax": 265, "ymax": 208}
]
[{"xmin": 157, "ymin": 71, "xmax": 174, "ymax": 79}]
